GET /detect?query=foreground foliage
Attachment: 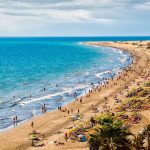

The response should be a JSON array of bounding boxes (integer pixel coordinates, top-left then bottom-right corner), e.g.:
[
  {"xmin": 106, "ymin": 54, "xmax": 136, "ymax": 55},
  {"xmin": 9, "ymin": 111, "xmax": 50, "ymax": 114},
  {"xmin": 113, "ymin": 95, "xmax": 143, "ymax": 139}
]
[
  {"xmin": 89, "ymin": 114, "xmax": 132, "ymax": 150},
  {"xmin": 88, "ymin": 114, "xmax": 150, "ymax": 150}
]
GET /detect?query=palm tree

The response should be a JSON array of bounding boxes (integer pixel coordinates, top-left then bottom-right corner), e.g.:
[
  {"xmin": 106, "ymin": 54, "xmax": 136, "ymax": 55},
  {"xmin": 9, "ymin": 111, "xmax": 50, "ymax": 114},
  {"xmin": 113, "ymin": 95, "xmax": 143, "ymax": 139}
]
[
  {"xmin": 132, "ymin": 132, "xmax": 145, "ymax": 150},
  {"xmin": 146, "ymin": 124, "xmax": 150, "ymax": 150},
  {"xmin": 144, "ymin": 124, "xmax": 150, "ymax": 150},
  {"xmin": 132, "ymin": 124, "xmax": 150, "ymax": 150},
  {"xmin": 88, "ymin": 114, "xmax": 132, "ymax": 150}
]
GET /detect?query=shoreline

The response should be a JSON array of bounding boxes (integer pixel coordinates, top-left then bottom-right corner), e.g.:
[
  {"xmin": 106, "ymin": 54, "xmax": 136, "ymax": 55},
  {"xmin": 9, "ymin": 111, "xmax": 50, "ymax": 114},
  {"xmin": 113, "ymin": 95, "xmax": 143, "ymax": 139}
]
[
  {"xmin": 0, "ymin": 43, "xmax": 132, "ymax": 132},
  {"xmin": 0, "ymin": 41, "xmax": 150, "ymax": 150}
]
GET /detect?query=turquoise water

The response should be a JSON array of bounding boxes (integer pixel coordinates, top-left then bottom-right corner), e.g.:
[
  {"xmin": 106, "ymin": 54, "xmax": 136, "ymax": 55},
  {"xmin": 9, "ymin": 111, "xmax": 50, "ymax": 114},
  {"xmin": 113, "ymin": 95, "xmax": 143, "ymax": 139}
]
[{"xmin": 0, "ymin": 36, "xmax": 149, "ymax": 129}]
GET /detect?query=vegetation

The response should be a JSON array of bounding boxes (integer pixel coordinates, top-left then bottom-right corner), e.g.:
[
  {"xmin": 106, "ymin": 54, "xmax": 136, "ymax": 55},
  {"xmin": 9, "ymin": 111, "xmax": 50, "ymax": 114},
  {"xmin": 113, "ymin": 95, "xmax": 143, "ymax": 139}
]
[
  {"xmin": 138, "ymin": 89, "xmax": 149, "ymax": 97},
  {"xmin": 145, "ymin": 80, "xmax": 150, "ymax": 87},
  {"xmin": 147, "ymin": 46, "xmax": 150, "ymax": 49},
  {"xmin": 147, "ymin": 43, "xmax": 150, "ymax": 49},
  {"xmin": 126, "ymin": 87, "xmax": 143, "ymax": 98},
  {"xmin": 139, "ymin": 44, "xmax": 143, "ymax": 47},
  {"xmin": 132, "ymin": 124, "xmax": 150, "ymax": 150},
  {"xmin": 88, "ymin": 114, "xmax": 150, "ymax": 150},
  {"xmin": 68, "ymin": 79, "xmax": 150, "ymax": 150},
  {"xmin": 89, "ymin": 114, "xmax": 132, "ymax": 150},
  {"xmin": 132, "ymin": 43, "xmax": 138, "ymax": 45}
]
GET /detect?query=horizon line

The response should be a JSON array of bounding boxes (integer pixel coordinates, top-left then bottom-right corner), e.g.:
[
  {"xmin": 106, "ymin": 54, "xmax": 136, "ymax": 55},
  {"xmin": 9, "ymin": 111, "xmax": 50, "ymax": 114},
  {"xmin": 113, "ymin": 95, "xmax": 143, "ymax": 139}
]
[{"xmin": 0, "ymin": 35, "xmax": 150, "ymax": 38}]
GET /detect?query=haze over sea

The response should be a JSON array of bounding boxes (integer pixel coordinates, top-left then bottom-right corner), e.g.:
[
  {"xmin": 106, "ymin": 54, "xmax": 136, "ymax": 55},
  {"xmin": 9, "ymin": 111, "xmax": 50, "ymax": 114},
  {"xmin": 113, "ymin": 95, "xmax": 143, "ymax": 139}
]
[{"xmin": 0, "ymin": 36, "xmax": 150, "ymax": 130}]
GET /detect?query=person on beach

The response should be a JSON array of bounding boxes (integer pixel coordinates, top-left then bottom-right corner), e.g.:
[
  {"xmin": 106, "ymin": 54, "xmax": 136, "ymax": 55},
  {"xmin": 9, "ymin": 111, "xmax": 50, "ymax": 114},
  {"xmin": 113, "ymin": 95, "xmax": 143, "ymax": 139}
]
[
  {"xmin": 80, "ymin": 96, "xmax": 82, "ymax": 103},
  {"xmin": 64, "ymin": 132, "xmax": 68, "ymax": 142},
  {"xmin": 91, "ymin": 104, "xmax": 94, "ymax": 109},
  {"xmin": 67, "ymin": 110, "xmax": 69, "ymax": 115},
  {"xmin": 31, "ymin": 121, "xmax": 34, "ymax": 128}
]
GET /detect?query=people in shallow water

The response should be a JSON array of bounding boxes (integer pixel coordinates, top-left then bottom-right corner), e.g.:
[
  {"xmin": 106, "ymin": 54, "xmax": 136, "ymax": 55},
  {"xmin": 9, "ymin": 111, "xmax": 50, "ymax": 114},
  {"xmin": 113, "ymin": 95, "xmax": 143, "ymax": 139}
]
[
  {"xmin": 74, "ymin": 92, "xmax": 77, "ymax": 97},
  {"xmin": 13, "ymin": 115, "xmax": 17, "ymax": 127},
  {"xmin": 41, "ymin": 103, "xmax": 46, "ymax": 113},
  {"xmin": 58, "ymin": 106, "xmax": 62, "ymax": 111},
  {"xmin": 10, "ymin": 65, "xmax": 129, "ymax": 126}
]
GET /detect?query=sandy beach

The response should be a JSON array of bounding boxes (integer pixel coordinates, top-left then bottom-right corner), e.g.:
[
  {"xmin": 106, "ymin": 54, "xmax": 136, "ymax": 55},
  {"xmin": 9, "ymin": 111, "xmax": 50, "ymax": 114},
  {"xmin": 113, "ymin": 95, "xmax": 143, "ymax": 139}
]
[{"xmin": 0, "ymin": 41, "xmax": 150, "ymax": 150}]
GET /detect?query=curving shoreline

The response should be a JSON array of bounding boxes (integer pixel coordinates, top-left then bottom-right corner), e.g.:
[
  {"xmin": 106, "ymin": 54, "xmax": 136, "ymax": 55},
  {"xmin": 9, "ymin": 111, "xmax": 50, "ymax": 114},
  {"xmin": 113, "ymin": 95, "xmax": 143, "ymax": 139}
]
[
  {"xmin": 0, "ymin": 41, "xmax": 150, "ymax": 150},
  {"xmin": 0, "ymin": 42, "xmax": 132, "ymax": 131}
]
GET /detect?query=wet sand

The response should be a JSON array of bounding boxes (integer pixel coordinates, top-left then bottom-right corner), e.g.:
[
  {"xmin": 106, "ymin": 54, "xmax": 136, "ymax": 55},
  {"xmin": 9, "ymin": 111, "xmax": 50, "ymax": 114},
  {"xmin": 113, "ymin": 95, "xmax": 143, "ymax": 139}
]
[{"xmin": 0, "ymin": 41, "xmax": 150, "ymax": 150}]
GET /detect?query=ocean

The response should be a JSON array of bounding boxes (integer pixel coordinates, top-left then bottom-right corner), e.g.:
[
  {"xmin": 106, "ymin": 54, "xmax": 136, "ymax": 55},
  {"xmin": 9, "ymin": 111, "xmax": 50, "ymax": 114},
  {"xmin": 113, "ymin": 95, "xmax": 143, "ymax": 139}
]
[{"xmin": 0, "ymin": 36, "xmax": 149, "ymax": 130}]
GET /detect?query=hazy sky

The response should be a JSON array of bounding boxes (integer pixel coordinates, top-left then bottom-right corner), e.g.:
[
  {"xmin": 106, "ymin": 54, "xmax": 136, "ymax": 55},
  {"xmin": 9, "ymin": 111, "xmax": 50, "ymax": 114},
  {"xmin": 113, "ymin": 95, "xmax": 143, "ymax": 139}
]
[{"xmin": 0, "ymin": 0, "xmax": 150, "ymax": 36}]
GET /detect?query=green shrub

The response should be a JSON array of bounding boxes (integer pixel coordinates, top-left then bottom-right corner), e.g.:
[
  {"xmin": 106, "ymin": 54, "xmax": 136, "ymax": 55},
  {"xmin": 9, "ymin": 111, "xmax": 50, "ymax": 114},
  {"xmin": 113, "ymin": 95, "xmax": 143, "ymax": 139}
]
[
  {"xmin": 138, "ymin": 89, "xmax": 148, "ymax": 97},
  {"xmin": 145, "ymin": 81, "xmax": 150, "ymax": 87},
  {"xmin": 126, "ymin": 87, "xmax": 143, "ymax": 97}
]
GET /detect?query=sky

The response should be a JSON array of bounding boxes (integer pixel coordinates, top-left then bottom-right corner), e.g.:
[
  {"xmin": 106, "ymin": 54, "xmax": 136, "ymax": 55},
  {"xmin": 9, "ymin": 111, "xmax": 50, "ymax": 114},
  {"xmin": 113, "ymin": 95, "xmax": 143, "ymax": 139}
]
[{"xmin": 0, "ymin": 0, "xmax": 150, "ymax": 36}]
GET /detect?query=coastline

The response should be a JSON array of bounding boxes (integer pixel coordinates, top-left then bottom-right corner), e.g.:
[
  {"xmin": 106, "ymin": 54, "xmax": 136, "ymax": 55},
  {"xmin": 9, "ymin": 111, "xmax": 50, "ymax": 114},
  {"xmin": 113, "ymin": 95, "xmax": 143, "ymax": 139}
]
[
  {"xmin": 0, "ymin": 41, "xmax": 150, "ymax": 150},
  {"xmin": 0, "ymin": 42, "xmax": 132, "ymax": 132}
]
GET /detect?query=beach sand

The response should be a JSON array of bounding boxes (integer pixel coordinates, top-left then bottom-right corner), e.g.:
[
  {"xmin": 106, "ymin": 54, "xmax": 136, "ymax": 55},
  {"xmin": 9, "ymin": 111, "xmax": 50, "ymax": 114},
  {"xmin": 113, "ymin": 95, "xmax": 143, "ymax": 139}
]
[{"xmin": 0, "ymin": 41, "xmax": 150, "ymax": 150}]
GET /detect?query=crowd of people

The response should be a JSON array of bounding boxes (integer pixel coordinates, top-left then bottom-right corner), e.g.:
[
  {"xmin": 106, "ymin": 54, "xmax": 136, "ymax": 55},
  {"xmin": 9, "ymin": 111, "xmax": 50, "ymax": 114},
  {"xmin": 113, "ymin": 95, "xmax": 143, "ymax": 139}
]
[{"xmin": 9, "ymin": 42, "xmax": 150, "ymax": 149}]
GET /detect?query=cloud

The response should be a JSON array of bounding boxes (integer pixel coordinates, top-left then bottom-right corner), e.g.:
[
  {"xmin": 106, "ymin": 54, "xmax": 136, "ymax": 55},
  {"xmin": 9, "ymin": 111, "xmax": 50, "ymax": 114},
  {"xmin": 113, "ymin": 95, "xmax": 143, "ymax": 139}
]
[
  {"xmin": 0, "ymin": 0, "xmax": 117, "ymax": 24},
  {"xmin": 0, "ymin": 0, "xmax": 149, "ymax": 36},
  {"xmin": 0, "ymin": 1, "xmax": 138, "ymax": 19},
  {"xmin": 134, "ymin": 2, "xmax": 150, "ymax": 10}
]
